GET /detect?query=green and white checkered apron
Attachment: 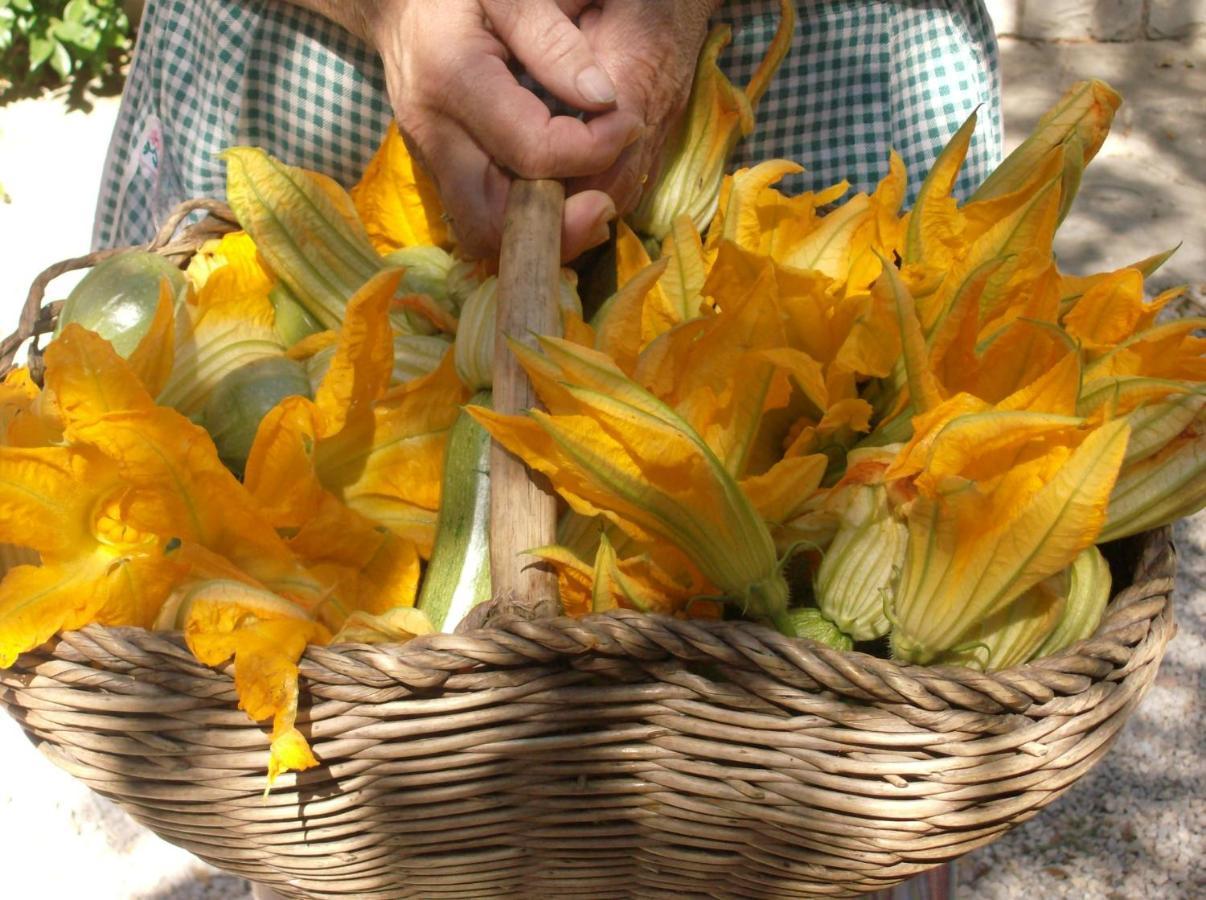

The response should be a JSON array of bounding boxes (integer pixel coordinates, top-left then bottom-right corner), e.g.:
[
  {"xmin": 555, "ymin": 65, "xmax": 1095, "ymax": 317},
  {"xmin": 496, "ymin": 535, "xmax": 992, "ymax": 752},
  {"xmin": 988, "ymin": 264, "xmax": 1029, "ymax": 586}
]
[{"xmin": 92, "ymin": 0, "xmax": 1002, "ymax": 250}]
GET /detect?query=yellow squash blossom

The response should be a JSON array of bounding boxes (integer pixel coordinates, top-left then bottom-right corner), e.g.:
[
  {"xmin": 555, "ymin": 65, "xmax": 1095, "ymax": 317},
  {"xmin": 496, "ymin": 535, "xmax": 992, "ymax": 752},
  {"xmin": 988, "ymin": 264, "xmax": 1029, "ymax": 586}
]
[
  {"xmin": 531, "ymin": 536, "xmax": 714, "ymax": 619},
  {"xmin": 223, "ymin": 147, "xmax": 385, "ymax": 330},
  {"xmin": 680, "ymin": 242, "xmax": 907, "ymax": 481},
  {"xmin": 946, "ymin": 157, "xmax": 1065, "ymax": 342},
  {"xmin": 162, "ymin": 579, "xmax": 329, "ymax": 783},
  {"xmin": 312, "ymin": 353, "xmax": 467, "ymax": 557},
  {"xmin": 900, "ymin": 80, "xmax": 1113, "ymax": 309},
  {"xmin": 1099, "ymin": 411, "xmax": 1206, "ymax": 541},
  {"xmin": 156, "ymin": 231, "xmax": 286, "ymax": 418},
  {"xmin": 1061, "ymin": 268, "xmax": 1174, "ymax": 354},
  {"xmin": 708, "ymin": 160, "xmax": 848, "ymax": 267},
  {"xmin": 886, "ymin": 402, "xmax": 1130, "ymax": 664},
  {"xmin": 594, "ymin": 218, "xmax": 710, "ymax": 373},
  {"xmin": 351, "ymin": 122, "xmax": 450, "ymax": 253},
  {"xmin": 1080, "ymin": 377, "xmax": 1205, "ymax": 466},
  {"xmin": 901, "ymin": 107, "xmax": 1073, "ymax": 356},
  {"xmin": 0, "ymin": 443, "xmax": 182, "ymax": 666},
  {"xmin": 902, "ymin": 110, "xmax": 977, "ymax": 278},
  {"xmin": 936, "ymin": 571, "xmax": 1066, "ymax": 671},
  {"xmin": 629, "ymin": 0, "xmax": 796, "ymax": 241},
  {"xmin": 634, "ymin": 257, "xmax": 792, "ymax": 477},
  {"xmin": 1, "ymin": 330, "xmax": 337, "ymax": 782},
  {"xmin": 44, "ymin": 326, "xmax": 331, "ymax": 619},
  {"xmin": 1081, "ymin": 378, "xmax": 1206, "ymax": 541},
  {"xmin": 331, "ymin": 606, "xmax": 434, "ymax": 644},
  {"xmin": 0, "ymin": 367, "xmax": 61, "ymax": 448},
  {"xmin": 938, "ymin": 544, "xmax": 1111, "ymax": 670},
  {"xmin": 1085, "ymin": 317, "xmax": 1206, "ymax": 383},
  {"xmin": 969, "ymin": 79, "xmax": 1121, "ymax": 223},
  {"xmin": 245, "ymin": 270, "xmax": 464, "ymax": 606},
  {"xmin": 970, "ymin": 299, "xmax": 1074, "ymax": 407},
  {"xmin": 860, "ymin": 259, "xmax": 944, "ymax": 431},
  {"xmin": 708, "ymin": 162, "xmax": 902, "ymax": 293},
  {"xmin": 469, "ymin": 337, "xmax": 795, "ymax": 631},
  {"xmin": 1058, "ymin": 250, "xmax": 1179, "ymax": 320}
]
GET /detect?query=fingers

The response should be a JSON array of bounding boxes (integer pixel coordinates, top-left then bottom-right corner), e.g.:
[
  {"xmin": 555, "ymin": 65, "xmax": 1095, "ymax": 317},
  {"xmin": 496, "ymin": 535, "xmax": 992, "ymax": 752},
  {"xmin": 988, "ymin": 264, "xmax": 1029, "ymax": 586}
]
[
  {"xmin": 570, "ymin": 136, "xmax": 656, "ymax": 219},
  {"xmin": 372, "ymin": 0, "xmax": 635, "ymax": 259},
  {"xmin": 561, "ymin": 190, "xmax": 616, "ymax": 262},
  {"xmin": 404, "ymin": 116, "xmax": 511, "ymax": 259},
  {"xmin": 482, "ymin": 0, "xmax": 618, "ymax": 110},
  {"xmin": 568, "ymin": 0, "xmax": 713, "ymax": 215},
  {"xmin": 442, "ymin": 51, "xmax": 641, "ymax": 180},
  {"xmin": 403, "ymin": 119, "xmax": 616, "ymax": 262}
]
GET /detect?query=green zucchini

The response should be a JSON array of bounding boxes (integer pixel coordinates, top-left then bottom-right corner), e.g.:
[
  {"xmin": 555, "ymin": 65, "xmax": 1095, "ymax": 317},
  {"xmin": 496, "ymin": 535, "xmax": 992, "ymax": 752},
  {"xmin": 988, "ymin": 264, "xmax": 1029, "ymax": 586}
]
[
  {"xmin": 203, "ymin": 354, "xmax": 312, "ymax": 477},
  {"xmin": 55, "ymin": 250, "xmax": 186, "ymax": 358},
  {"xmin": 417, "ymin": 390, "xmax": 493, "ymax": 631}
]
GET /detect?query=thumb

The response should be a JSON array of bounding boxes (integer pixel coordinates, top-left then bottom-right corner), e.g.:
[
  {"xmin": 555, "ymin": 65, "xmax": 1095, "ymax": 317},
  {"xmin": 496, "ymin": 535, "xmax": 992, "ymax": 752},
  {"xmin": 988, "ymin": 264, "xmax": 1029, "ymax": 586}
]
[{"xmin": 483, "ymin": 0, "xmax": 618, "ymax": 111}]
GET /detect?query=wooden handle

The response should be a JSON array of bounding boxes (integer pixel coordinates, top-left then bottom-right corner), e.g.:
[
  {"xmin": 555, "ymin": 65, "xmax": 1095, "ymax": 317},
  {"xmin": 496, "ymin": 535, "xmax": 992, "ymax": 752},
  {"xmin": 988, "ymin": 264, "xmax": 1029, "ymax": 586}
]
[{"xmin": 488, "ymin": 179, "xmax": 564, "ymax": 621}]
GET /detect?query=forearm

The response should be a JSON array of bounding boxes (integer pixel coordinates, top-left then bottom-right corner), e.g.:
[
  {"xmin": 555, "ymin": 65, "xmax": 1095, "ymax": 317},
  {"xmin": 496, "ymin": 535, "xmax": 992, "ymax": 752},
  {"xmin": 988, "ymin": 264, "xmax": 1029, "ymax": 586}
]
[{"xmin": 273, "ymin": 0, "xmax": 375, "ymax": 44}]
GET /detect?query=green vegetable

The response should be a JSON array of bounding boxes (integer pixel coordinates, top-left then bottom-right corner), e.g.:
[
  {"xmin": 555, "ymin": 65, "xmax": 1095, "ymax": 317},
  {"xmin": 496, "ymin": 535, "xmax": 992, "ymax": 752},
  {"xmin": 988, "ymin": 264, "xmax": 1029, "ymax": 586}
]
[
  {"xmin": 785, "ymin": 608, "xmax": 853, "ymax": 651},
  {"xmin": 417, "ymin": 391, "xmax": 492, "ymax": 631},
  {"xmin": 54, "ymin": 250, "xmax": 186, "ymax": 358},
  {"xmin": 382, "ymin": 245, "xmax": 458, "ymax": 307},
  {"xmin": 202, "ymin": 355, "xmax": 311, "ymax": 476},
  {"xmin": 269, "ymin": 283, "xmax": 322, "ymax": 347}
]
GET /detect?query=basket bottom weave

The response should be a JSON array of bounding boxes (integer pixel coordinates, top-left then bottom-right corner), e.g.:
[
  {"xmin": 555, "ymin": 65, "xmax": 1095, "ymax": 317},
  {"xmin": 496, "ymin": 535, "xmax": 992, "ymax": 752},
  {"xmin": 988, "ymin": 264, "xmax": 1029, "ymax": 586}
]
[{"xmin": 0, "ymin": 530, "xmax": 1178, "ymax": 899}]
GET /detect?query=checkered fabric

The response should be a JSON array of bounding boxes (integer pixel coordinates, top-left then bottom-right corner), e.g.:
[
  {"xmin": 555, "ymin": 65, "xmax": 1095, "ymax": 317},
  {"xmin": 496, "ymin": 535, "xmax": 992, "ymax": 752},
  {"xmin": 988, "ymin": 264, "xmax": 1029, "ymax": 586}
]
[{"xmin": 92, "ymin": 0, "xmax": 1001, "ymax": 250}]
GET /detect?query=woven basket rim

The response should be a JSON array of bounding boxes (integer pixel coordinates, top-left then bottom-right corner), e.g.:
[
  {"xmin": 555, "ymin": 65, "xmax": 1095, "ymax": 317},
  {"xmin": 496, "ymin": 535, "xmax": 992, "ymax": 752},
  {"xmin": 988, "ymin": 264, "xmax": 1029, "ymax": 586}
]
[
  {"xmin": 0, "ymin": 200, "xmax": 1179, "ymax": 724},
  {"xmin": 0, "ymin": 200, "xmax": 1185, "ymax": 900},
  {"xmin": 29, "ymin": 527, "xmax": 1174, "ymax": 725}
]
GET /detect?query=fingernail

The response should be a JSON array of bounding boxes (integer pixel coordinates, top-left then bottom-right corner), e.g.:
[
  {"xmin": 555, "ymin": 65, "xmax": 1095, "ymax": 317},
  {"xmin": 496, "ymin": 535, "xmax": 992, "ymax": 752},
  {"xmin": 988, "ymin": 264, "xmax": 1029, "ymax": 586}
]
[
  {"xmin": 577, "ymin": 65, "xmax": 617, "ymax": 105},
  {"xmin": 598, "ymin": 197, "xmax": 617, "ymax": 225},
  {"xmin": 625, "ymin": 120, "xmax": 645, "ymax": 148},
  {"xmin": 589, "ymin": 201, "xmax": 616, "ymax": 248},
  {"xmin": 586, "ymin": 217, "xmax": 613, "ymax": 250}
]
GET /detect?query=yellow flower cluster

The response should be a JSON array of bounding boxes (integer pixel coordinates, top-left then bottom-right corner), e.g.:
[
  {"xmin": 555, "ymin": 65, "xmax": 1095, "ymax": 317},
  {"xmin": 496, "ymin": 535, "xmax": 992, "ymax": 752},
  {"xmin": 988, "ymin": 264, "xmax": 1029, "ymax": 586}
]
[
  {"xmin": 0, "ymin": 125, "xmax": 467, "ymax": 782},
  {"xmin": 0, "ymin": 76, "xmax": 1201, "ymax": 786},
  {"xmin": 474, "ymin": 79, "xmax": 1204, "ymax": 669}
]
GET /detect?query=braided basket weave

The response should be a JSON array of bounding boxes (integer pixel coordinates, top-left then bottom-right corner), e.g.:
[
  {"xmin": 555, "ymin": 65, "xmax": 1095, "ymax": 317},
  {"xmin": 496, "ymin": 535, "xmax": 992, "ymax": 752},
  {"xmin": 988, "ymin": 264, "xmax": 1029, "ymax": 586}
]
[{"xmin": 0, "ymin": 203, "xmax": 1181, "ymax": 899}]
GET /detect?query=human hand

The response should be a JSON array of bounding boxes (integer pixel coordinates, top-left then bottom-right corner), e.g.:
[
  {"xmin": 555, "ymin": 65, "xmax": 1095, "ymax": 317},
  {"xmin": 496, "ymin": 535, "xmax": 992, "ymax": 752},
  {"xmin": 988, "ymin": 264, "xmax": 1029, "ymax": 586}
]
[
  {"xmin": 355, "ymin": 0, "xmax": 645, "ymax": 260},
  {"xmin": 570, "ymin": 0, "xmax": 721, "ymax": 219}
]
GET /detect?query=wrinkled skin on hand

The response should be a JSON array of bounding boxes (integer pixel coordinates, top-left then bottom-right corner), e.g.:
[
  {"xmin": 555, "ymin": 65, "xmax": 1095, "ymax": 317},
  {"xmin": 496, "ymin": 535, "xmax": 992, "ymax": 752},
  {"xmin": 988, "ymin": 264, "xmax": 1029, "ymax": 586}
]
[
  {"xmin": 290, "ymin": 0, "xmax": 718, "ymax": 260},
  {"xmin": 569, "ymin": 1, "xmax": 717, "ymax": 225}
]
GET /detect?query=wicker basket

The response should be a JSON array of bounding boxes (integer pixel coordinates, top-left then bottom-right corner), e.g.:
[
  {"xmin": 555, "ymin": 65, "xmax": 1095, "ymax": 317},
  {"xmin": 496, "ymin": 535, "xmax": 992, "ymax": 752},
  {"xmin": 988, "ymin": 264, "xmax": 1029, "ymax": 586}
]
[{"xmin": 0, "ymin": 204, "xmax": 1181, "ymax": 899}]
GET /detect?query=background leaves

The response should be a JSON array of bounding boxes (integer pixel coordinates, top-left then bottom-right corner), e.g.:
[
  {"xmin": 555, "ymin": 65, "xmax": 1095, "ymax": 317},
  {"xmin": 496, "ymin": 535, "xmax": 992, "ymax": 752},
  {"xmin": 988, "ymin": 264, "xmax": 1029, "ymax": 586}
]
[{"xmin": 0, "ymin": 0, "xmax": 132, "ymax": 100}]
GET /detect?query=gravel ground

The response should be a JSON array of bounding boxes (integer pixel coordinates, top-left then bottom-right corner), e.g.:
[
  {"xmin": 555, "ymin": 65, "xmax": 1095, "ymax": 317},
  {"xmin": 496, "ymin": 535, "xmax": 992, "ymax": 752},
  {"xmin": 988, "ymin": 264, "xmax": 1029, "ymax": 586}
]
[
  {"xmin": 958, "ymin": 517, "xmax": 1206, "ymax": 899},
  {"xmin": 0, "ymin": 34, "xmax": 1203, "ymax": 900}
]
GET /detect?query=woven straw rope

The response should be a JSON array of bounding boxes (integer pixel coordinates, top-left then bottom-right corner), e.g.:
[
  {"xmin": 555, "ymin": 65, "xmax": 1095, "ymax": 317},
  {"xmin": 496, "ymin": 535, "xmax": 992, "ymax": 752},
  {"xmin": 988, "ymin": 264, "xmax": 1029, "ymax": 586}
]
[
  {"xmin": 0, "ymin": 202, "xmax": 1181, "ymax": 898},
  {"xmin": 0, "ymin": 531, "xmax": 1176, "ymax": 898}
]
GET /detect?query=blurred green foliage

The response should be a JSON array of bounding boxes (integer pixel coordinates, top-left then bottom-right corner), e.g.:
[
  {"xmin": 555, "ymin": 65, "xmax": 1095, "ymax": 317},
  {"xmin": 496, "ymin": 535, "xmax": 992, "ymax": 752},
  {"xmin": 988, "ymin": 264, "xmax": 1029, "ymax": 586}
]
[{"xmin": 0, "ymin": 0, "xmax": 132, "ymax": 99}]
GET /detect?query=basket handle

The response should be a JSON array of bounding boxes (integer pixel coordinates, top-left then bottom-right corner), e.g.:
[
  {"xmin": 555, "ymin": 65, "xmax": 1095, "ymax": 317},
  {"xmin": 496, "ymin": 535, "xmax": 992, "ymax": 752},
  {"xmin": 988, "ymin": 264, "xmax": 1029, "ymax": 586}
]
[{"xmin": 484, "ymin": 179, "xmax": 565, "ymax": 624}]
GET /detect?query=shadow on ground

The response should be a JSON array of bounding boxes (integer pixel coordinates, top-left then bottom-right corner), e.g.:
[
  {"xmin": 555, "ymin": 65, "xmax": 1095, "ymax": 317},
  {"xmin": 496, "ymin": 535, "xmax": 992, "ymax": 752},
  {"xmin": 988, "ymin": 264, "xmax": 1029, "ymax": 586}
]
[{"xmin": 997, "ymin": 38, "xmax": 1205, "ymax": 298}]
